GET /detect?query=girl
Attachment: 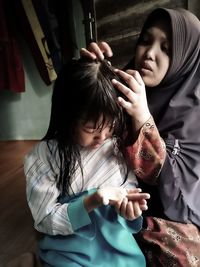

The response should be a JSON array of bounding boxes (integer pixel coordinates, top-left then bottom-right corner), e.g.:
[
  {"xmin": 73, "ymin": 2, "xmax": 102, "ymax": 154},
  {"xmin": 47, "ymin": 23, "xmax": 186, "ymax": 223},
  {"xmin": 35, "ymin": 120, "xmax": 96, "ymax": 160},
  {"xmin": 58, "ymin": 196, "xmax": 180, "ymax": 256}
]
[
  {"xmin": 24, "ymin": 58, "xmax": 150, "ymax": 267},
  {"xmin": 81, "ymin": 7, "xmax": 200, "ymax": 266}
]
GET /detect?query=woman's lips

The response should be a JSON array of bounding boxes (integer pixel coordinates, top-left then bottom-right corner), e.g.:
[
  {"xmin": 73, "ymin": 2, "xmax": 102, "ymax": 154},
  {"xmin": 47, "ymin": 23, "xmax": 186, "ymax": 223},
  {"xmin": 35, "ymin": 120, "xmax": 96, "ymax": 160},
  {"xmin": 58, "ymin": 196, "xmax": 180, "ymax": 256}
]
[
  {"xmin": 141, "ymin": 61, "xmax": 153, "ymax": 71},
  {"xmin": 140, "ymin": 62, "xmax": 153, "ymax": 75}
]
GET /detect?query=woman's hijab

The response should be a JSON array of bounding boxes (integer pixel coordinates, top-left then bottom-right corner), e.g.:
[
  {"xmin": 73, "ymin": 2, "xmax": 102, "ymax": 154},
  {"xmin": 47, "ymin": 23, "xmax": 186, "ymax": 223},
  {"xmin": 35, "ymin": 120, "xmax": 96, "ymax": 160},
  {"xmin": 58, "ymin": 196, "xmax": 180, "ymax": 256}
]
[
  {"xmin": 145, "ymin": 8, "xmax": 200, "ymax": 132},
  {"xmin": 140, "ymin": 8, "xmax": 200, "ymax": 224}
]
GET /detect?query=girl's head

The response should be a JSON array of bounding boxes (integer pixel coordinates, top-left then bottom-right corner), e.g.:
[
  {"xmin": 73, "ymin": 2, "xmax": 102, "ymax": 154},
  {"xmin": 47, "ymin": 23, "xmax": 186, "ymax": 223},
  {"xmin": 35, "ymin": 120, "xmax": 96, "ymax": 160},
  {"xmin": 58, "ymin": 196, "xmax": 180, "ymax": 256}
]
[
  {"xmin": 44, "ymin": 58, "xmax": 129, "ymax": 194},
  {"xmin": 135, "ymin": 9, "xmax": 172, "ymax": 87},
  {"xmin": 45, "ymin": 58, "xmax": 127, "ymax": 149}
]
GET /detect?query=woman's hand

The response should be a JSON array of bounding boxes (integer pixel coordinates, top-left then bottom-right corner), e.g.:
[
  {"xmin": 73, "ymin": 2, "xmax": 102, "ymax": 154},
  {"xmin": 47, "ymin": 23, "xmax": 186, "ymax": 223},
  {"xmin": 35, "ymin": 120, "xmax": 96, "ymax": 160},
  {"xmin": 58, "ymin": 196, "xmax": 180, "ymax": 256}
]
[
  {"xmin": 80, "ymin": 41, "xmax": 113, "ymax": 61},
  {"xmin": 112, "ymin": 69, "xmax": 151, "ymax": 131}
]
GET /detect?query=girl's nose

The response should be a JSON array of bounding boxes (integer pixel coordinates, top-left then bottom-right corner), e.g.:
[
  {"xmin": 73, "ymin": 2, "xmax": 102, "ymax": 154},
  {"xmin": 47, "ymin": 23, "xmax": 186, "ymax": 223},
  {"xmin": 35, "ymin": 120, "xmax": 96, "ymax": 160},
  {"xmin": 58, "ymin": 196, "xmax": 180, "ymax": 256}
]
[{"xmin": 95, "ymin": 128, "xmax": 110, "ymax": 141}]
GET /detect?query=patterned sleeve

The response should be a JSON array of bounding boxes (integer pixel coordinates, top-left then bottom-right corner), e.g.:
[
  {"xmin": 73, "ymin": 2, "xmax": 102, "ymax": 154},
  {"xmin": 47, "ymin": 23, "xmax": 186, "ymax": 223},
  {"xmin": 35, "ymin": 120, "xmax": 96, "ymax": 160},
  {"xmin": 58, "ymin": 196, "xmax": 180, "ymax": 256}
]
[
  {"xmin": 126, "ymin": 117, "xmax": 166, "ymax": 184},
  {"xmin": 24, "ymin": 142, "xmax": 91, "ymax": 236}
]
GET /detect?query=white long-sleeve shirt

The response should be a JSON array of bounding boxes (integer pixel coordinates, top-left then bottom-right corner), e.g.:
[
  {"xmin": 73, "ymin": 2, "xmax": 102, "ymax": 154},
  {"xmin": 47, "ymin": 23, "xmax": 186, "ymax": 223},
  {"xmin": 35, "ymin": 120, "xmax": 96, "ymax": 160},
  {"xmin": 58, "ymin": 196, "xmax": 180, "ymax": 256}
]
[{"xmin": 24, "ymin": 139, "xmax": 137, "ymax": 236}]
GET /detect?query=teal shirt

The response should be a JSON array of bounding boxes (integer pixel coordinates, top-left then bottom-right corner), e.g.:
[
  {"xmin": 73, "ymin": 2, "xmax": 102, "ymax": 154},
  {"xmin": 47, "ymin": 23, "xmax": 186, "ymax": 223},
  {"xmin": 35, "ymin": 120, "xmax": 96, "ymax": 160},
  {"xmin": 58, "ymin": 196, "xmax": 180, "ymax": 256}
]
[{"xmin": 38, "ymin": 190, "xmax": 146, "ymax": 267}]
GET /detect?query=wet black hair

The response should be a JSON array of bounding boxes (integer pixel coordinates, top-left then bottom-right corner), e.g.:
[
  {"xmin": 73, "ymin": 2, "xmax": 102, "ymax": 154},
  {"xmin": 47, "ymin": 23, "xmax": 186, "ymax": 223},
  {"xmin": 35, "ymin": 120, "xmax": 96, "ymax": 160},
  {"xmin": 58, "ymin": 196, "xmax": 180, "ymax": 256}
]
[{"xmin": 43, "ymin": 58, "xmax": 129, "ymax": 195}]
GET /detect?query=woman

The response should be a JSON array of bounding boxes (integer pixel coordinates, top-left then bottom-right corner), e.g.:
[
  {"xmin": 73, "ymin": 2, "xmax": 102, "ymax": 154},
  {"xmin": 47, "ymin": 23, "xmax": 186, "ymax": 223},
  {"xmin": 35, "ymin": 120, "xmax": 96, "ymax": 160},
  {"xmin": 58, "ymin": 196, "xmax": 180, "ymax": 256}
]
[{"xmin": 81, "ymin": 8, "xmax": 200, "ymax": 266}]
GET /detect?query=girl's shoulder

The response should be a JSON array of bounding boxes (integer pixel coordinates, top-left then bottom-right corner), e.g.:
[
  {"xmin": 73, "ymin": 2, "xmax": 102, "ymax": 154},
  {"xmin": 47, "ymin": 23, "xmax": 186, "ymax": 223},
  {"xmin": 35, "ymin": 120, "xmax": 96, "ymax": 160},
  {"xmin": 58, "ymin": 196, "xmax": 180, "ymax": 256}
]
[{"xmin": 24, "ymin": 140, "xmax": 59, "ymax": 170}]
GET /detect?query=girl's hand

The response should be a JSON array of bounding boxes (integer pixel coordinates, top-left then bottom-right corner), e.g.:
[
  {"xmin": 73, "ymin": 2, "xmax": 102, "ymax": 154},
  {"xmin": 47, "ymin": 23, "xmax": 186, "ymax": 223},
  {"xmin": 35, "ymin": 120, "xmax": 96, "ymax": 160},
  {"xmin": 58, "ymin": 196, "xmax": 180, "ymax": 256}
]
[
  {"xmin": 97, "ymin": 187, "xmax": 127, "ymax": 205},
  {"xmin": 84, "ymin": 187, "xmax": 127, "ymax": 213},
  {"xmin": 80, "ymin": 42, "xmax": 113, "ymax": 61},
  {"xmin": 114, "ymin": 188, "xmax": 150, "ymax": 220},
  {"xmin": 112, "ymin": 69, "xmax": 151, "ymax": 131},
  {"xmin": 116, "ymin": 199, "xmax": 142, "ymax": 220},
  {"xmin": 126, "ymin": 188, "xmax": 150, "ymax": 211}
]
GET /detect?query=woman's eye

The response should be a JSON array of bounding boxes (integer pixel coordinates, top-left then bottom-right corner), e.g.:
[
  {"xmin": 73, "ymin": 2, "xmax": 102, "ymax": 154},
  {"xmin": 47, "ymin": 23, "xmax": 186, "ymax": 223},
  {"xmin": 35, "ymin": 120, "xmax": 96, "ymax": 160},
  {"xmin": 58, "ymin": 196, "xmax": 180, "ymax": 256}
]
[
  {"xmin": 138, "ymin": 32, "xmax": 151, "ymax": 45},
  {"xmin": 138, "ymin": 36, "xmax": 149, "ymax": 45},
  {"xmin": 162, "ymin": 45, "xmax": 171, "ymax": 55}
]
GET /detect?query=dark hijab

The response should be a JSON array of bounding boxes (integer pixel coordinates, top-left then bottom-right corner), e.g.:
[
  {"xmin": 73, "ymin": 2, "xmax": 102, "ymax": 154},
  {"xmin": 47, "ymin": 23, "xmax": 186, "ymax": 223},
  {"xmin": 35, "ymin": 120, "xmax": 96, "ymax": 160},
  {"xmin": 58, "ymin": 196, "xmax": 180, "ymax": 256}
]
[
  {"xmin": 138, "ymin": 8, "xmax": 200, "ymax": 225},
  {"xmin": 145, "ymin": 8, "xmax": 200, "ymax": 131}
]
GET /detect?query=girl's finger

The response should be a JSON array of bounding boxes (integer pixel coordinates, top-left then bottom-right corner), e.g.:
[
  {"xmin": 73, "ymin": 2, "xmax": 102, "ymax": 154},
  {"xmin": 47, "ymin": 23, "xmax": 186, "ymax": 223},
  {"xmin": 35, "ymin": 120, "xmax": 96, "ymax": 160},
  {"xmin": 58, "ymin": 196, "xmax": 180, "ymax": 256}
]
[
  {"xmin": 127, "ymin": 188, "xmax": 142, "ymax": 194},
  {"xmin": 132, "ymin": 202, "xmax": 142, "ymax": 218},
  {"xmin": 119, "ymin": 197, "xmax": 128, "ymax": 218},
  {"xmin": 138, "ymin": 199, "xmax": 147, "ymax": 205},
  {"xmin": 127, "ymin": 192, "xmax": 150, "ymax": 201},
  {"xmin": 139, "ymin": 203, "xmax": 148, "ymax": 211},
  {"xmin": 126, "ymin": 201, "xmax": 135, "ymax": 220}
]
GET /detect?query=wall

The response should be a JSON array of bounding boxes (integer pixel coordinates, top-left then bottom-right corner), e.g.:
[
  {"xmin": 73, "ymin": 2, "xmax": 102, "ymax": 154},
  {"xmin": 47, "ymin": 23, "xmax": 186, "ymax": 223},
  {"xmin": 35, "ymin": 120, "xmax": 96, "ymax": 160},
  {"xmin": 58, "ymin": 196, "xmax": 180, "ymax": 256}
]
[
  {"xmin": 0, "ymin": 0, "xmax": 86, "ymax": 141},
  {"xmin": 95, "ymin": 0, "xmax": 187, "ymax": 68},
  {"xmin": 1, "ymin": 0, "xmax": 199, "ymax": 140},
  {"xmin": 0, "ymin": 38, "xmax": 53, "ymax": 141},
  {"xmin": 188, "ymin": 0, "xmax": 200, "ymax": 18}
]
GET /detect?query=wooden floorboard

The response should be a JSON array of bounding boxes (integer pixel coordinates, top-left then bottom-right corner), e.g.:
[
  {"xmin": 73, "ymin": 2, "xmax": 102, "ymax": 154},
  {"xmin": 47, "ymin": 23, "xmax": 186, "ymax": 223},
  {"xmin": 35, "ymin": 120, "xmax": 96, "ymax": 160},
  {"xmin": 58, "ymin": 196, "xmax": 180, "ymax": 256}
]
[{"xmin": 0, "ymin": 141, "xmax": 38, "ymax": 267}]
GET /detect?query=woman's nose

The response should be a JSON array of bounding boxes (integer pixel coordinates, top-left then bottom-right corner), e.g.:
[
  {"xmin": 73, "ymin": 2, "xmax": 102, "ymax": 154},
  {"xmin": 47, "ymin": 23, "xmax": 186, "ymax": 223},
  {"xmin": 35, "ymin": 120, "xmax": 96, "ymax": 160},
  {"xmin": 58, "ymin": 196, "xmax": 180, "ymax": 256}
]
[{"xmin": 145, "ymin": 44, "xmax": 157, "ymax": 60}]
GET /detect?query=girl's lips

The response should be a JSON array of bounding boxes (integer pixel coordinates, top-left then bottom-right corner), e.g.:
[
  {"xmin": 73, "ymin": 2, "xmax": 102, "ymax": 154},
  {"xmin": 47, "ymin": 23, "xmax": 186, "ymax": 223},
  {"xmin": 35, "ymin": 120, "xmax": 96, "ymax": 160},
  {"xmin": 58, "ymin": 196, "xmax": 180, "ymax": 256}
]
[{"xmin": 91, "ymin": 142, "xmax": 103, "ymax": 148}]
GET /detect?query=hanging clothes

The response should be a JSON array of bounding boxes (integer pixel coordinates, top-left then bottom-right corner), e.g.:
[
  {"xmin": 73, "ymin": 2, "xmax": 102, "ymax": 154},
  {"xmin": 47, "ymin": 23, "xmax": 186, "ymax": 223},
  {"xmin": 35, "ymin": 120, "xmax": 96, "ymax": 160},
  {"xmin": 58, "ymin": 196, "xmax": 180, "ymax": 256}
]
[
  {"xmin": 16, "ymin": 0, "xmax": 57, "ymax": 85},
  {"xmin": 0, "ymin": 0, "xmax": 25, "ymax": 93},
  {"xmin": 32, "ymin": 0, "xmax": 63, "ymax": 74}
]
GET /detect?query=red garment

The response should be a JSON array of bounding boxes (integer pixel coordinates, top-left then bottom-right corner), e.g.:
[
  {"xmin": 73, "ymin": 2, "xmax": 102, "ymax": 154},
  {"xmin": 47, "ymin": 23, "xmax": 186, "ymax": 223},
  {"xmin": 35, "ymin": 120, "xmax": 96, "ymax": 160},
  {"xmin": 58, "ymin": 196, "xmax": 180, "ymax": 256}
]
[
  {"xmin": 127, "ymin": 117, "xmax": 166, "ymax": 184},
  {"xmin": 0, "ymin": 0, "xmax": 25, "ymax": 92},
  {"xmin": 137, "ymin": 217, "xmax": 200, "ymax": 267}
]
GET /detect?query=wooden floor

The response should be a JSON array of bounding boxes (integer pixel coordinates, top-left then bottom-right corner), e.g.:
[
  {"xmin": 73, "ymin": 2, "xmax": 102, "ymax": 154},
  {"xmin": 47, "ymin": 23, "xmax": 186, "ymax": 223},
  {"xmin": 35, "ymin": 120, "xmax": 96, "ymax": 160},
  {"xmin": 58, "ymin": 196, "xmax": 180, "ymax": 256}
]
[{"xmin": 0, "ymin": 141, "xmax": 38, "ymax": 267}]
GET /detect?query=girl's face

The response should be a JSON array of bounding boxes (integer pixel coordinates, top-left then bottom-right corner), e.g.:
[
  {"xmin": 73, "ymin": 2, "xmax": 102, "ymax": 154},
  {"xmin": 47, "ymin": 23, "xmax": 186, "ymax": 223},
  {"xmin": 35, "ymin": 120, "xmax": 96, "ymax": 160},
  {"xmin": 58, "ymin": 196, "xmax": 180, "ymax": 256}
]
[
  {"xmin": 135, "ymin": 19, "xmax": 171, "ymax": 87},
  {"xmin": 75, "ymin": 117, "xmax": 114, "ymax": 149}
]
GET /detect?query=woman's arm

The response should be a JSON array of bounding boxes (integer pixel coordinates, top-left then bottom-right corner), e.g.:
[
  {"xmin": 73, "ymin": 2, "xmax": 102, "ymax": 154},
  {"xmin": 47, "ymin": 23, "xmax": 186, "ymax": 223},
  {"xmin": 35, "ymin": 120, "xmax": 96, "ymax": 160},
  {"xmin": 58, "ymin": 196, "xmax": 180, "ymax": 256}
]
[
  {"xmin": 80, "ymin": 42, "xmax": 200, "ymax": 226},
  {"xmin": 126, "ymin": 116, "xmax": 166, "ymax": 184},
  {"xmin": 157, "ymin": 139, "xmax": 200, "ymax": 226},
  {"xmin": 111, "ymin": 69, "xmax": 166, "ymax": 184}
]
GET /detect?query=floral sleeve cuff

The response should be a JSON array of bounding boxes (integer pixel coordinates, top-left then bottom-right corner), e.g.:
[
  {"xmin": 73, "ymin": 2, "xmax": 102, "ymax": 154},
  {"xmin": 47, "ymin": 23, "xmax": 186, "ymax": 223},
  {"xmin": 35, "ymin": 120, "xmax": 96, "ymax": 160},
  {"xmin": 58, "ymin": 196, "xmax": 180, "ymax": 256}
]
[{"xmin": 127, "ymin": 116, "xmax": 166, "ymax": 184}]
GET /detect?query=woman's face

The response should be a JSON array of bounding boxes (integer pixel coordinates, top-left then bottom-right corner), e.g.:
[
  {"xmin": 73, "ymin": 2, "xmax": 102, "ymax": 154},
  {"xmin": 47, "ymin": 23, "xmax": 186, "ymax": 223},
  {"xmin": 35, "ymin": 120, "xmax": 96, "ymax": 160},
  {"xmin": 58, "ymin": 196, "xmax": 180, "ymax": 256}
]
[{"xmin": 135, "ymin": 19, "xmax": 171, "ymax": 87}]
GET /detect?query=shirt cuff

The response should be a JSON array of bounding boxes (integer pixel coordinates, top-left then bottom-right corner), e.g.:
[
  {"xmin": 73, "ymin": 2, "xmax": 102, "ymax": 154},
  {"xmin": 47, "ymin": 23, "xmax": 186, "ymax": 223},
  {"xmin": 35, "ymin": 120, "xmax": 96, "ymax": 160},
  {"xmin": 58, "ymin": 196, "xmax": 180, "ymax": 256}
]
[
  {"xmin": 117, "ymin": 215, "xmax": 143, "ymax": 234},
  {"xmin": 67, "ymin": 194, "xmax": 91, "ymax": 231}
]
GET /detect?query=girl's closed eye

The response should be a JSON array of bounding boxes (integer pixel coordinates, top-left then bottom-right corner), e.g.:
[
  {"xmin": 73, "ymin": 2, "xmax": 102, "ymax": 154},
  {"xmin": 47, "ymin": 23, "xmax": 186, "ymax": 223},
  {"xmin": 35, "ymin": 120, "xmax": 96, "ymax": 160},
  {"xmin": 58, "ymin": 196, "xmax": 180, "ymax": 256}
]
[
  {"xmin": 83, "ymin": 127, "xmax": 96, "ymax": 134},
  {"xmin": 82, "ymin": 122, "xmax": 115, "ymax": 134},
  {"xmin": 82, "ymin": 122, "xmax": 97, "ymax": 134}
]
